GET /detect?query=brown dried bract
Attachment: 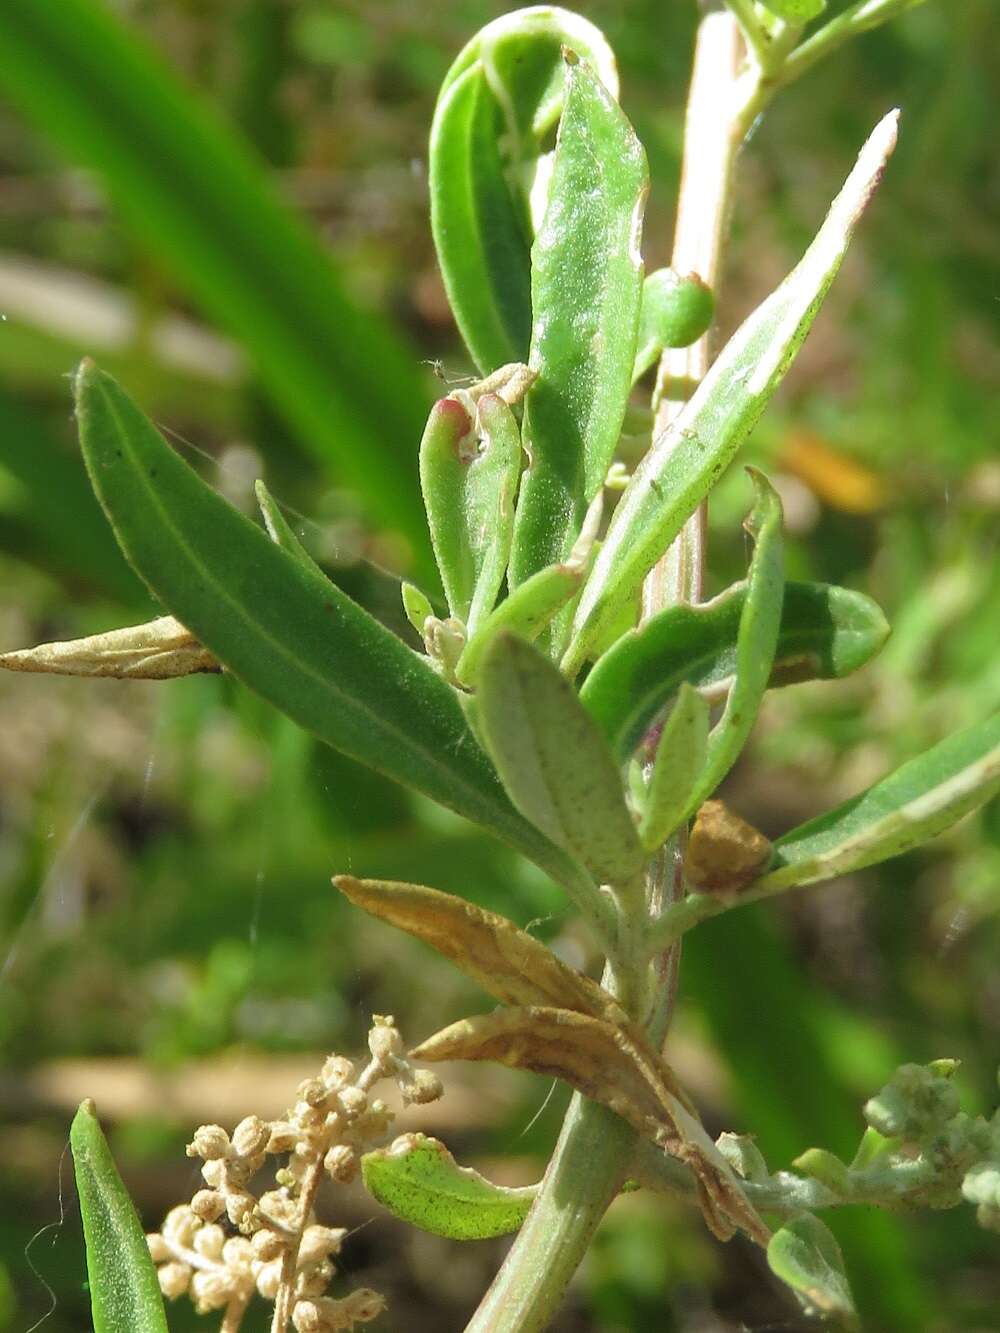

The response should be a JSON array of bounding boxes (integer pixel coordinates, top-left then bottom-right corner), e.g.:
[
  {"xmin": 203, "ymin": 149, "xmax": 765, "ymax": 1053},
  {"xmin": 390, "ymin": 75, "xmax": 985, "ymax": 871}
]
[
  {"xmin": 412, "ymin": 1006, "xmax": 770, "ymax": 1247},
  {"xmin": 0, "ymin": 615, "xmax": 219, "ymax": 679},
  {"xmin": 684, "ymin": 800, "xmax": 773, "ymax": 893}
]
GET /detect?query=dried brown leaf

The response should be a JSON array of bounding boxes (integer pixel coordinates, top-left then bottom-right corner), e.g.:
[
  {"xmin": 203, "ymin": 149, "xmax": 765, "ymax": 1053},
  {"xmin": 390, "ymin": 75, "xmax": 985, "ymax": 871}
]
[
  {"xmin": 0, "ymin": 615, "xmax": 219, "ymax": 679},
  {"xmin": 684, "ymin": 800, "xmax": 773, "ymax": 893},
  {"xmin": 412, "ymin": 1005, "xmax": 769, "ymax": 1246}
]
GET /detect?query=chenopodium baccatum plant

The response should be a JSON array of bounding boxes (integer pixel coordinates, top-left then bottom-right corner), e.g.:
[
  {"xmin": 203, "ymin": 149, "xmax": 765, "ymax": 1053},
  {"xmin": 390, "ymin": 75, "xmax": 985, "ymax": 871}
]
[{"xmin": 5, "ymin": 4, "xmax": 1000, "ymax": 1331}]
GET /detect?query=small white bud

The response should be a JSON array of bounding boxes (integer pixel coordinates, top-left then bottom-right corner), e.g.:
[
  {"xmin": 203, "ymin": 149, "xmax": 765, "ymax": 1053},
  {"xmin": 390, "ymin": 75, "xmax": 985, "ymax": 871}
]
[
  {"xmin": 335, "ymin": 1086, "xmax": 367, "ymax": 1119},
  {"xmin": 368, "ymin": 1021, "xmax": 404, "ymax": 1069},
  {"xmin": 232, "ymin": 1115, "xmax": 270, "ymax": 1158},
  {"xmin": 296, "ymin": 1258, "xmax": 334, "ymax": 1297},
  {"xmin": 193, "ymin": 1223, "xmax": 226, "ymax": 1260},
  {"xmin": 222, "ymin": 1236, "xmax": 254, "ymax": 1272},
  {"xmin": 251, "ymin": 1228, "xmax": 285, "ymax": 1262},
  {"xmin": 157, "ymin": 1261, "xmax": 192, "ymax": 1300},
  {"xmin": 258, "ymin": 1189, "xmax": 298, "ymax": 1229},
  {"xmin": 401, "ymin": 1069, "xmax": 443, "ymax": 1106},
  {"xmin": 200, "ymin": 1158, "xmax": 226, "ymax": 1188},
  {"xmin": 255, "ymin": 1257, "xmax": 284, "ymax": 1301},
  {"xmin": 225, "ymin": 1190, "xmax": 256, "ymax": 1228},
  {"xmin": 299, "ymin": 1225, "xmax": 347, "ymax": 1264},
  {"xmin": 162, "ymin": 1204, "xmax": 200, "ymax": 1247},
  {"xmin": 191, "ymin": 1189, "xmax": 225, "ymax": 1222},
  {"xmin": 267, "ymin": 1121, "xmax": 300, "ymax": 1154},
  {"xmin": 146, "ymin": 1233, "xmax": 170, "ymax": 1263},
  {"xmin": 187, "ymin": 1125, "xmax": 230, "ymax": 1161},
  {"xmin": 191, "ymin": 1268, "xmax": 233, "ymax": 1312},
  {"xmin": 297, "ymin": 1078, "xmax": 331, "ymax": 1109},
  {"xmin": 324, "ymin": 1143, "xmax": 358, "ymax": 1183},
  {"xmin": 321, "ymin": 1055, "xmax": 355, "ymax": 1089}
]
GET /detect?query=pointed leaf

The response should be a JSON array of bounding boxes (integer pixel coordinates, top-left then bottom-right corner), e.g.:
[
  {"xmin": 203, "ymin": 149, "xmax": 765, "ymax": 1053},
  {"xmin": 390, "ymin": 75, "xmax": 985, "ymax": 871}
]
[
  {"xmin": 581, "ymin": 580, "xmax": 890, "ymax": 761},
  {"xmin": 0, "ymin": 615, "xmax": 217, "ymax": 679},
  {"xmin": 639, "ymin": 684, "xmax": 710, "ymax": 850},
  {"xmin": 679, "ymin": 470, "xmax": 785, "ymax": 820},
  {"xmin": 767, "ymin": 1213, "xmax": 857, "ymax": 1323},
  {"xmin": 334, "ymin": 875, "xmax": 624, "ymax": 1024},
  {"xmin": 413, "ymin": 1005, "xmax": 769, "ymax": 1246},
  {"xmin": 70, "ymin": 1099, "xmax": 169, "ymax": 1333},
  {"xmin": 564, "ymin": 111, "xmax": 899, "ymax": 671},
  {"xmin": 255, "ymin": 478, "xmax": 318, "ymax": 573},
  {"xmin": 362, "ymin": 1133, "xmax": 535, "ymax": 1240},
  {"xmin": 401, "ymin": 582, "xmax": 434, "ymax": 638},
  {"xmin": 419, "ymin": 393, "xmax": 521, "ymax": 630},
  {"xmin": 510, "ymin": 55, "xmax": 648, "ymax": 589},
  {"xmin": 758, "ymin": 0, "xmax": 827, "ymax": 20},
  {"xmin": 633, "ymin": 269, "xmax": 715, "ymax": 382},
  {"xmin": 477, "ymin": 632, "xmax": 645, "ymax": 886},
  {"xmin": 757, "ymin": 712, "xmax": 1000, "ymax": 893},
  {"xmin": 74, "ymin": 362, "xmax": 578, "ymax": 886}
]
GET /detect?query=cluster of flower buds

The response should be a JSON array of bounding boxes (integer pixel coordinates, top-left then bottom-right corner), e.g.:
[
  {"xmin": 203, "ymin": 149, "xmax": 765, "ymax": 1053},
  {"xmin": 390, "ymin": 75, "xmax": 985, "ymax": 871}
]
[{"xmin": 146, "ymin": 1016, "xmax": 442, "ymax": 1332}]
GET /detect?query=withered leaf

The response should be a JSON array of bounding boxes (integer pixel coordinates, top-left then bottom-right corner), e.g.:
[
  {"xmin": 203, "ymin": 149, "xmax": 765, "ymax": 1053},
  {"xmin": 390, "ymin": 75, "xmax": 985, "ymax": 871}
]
[
  {"xmin": 334, "ymin": 875, "xmax": 628, "ymax": 1026},
  {"xmin": 412, "ymin": 1005, "xmax": 769, "ymax": 1247},
  {"xmin": 684, "ymin": 799, "xmax": 773, "ymax": 893},
  {"xmin": 0, "ymin": 615, "xmax": 219, "ymax": 679}
]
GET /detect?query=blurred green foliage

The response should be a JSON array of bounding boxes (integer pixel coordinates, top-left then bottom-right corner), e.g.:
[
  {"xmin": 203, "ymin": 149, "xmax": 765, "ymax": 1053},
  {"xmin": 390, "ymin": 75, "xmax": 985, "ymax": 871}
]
[{"xmin": 0, "ymin": 2, "xmax": 997, "ymax": 1330}]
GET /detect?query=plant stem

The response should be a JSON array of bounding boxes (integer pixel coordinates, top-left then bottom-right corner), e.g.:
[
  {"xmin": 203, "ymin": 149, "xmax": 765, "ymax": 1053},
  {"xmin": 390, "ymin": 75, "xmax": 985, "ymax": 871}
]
[{"xmin": 464, "ymin": 18, "xmax": 753, "ymax": 1331}]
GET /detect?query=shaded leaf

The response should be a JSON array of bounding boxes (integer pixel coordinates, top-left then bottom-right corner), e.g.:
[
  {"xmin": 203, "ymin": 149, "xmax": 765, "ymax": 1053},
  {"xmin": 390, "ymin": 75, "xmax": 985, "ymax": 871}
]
[
  {"xmin": 0, "ymin": 0, "xmax": 434, "ymax": 578},
  {"xmin": 413, "ymin": 1005, "xmax": 769, "ymax": 1246},
  {"xmin": 758, "ymin": 0, "xmax": 827, "ymax": 20},
  {"xmin": 510, "ymin": 55, "xmax": 647, "ymax": 591},
  {"xmin": 476, "ymin": 632, "xmax": 646, "ymax": 886},
  {"xmin": 70, "ymin": 1099, "xmax": 169, "ymax": 1333},
  {"xmin": 758, "ymin": 711, "xmax": 1000, "ymax": 893},
  {"xmin": 74, "ymin": 362, "xmax": 580, "ymax": 887},
  {"xmin": 581, "ymin": 580, "xmax": 889, "ymax": 761},
  {"xmin": 362, "ymin": 1133, "xmax": 535, "ymax": 1240},
  {"xmin": 767, "ymin": 1213, "xmax": 857, "ymax": 1324},
  {"xmin": 334, "ymin": 875, "xmax": 625, "ymax": 1025},
  {"xmin": 0, "ymin": 615, "xmax": 218, "ymax": 680},
  {"xmin": 564, "ymin": 111, "xmax": 899, "ymax": 671},
  {"xmin": 638, "ymin": 684, "xmax": 710, "ymax": 851},
  {"xmin": 255, "ymin": 478, "xmax": 318, "ymax": 573}
]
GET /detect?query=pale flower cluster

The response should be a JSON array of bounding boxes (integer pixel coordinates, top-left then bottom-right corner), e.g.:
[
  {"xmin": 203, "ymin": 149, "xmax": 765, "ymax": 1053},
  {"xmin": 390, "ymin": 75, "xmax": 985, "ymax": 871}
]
[{"xmin": 146, "ymin": 1016, "xmax": 443, "ymax": 1332}]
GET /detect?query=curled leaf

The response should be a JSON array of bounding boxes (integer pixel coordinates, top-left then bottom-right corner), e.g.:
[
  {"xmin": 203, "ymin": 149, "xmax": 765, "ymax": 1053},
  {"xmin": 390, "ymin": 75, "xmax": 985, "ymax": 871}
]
[
  {"xmin": 334, "ymin": 875, "xmax": 626, "ymax": 1025},
  {"xmin": 638, "ymin": 684, "xmax": 710, "ymax": 851},
  {"xmin": 362, "ymin": 1133, "xmax": 536, "ymax": 1240},
  {"xmin": 0, "ymin": 615, "xmax": 218, "ymax": 679},
  {"xmin": 413, "ymin": 1005, "xmax": 769, "ymax": 1246}
]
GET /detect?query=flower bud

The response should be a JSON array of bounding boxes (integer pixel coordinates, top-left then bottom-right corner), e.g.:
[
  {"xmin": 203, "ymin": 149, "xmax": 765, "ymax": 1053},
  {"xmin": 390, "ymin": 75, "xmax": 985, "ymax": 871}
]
[
  {"xmin": 324, "ymin": 1144, "xmax": 358, "ymax": 1183},
  {"xmin": 251, "ymin": 1228, "xmax": 285, "ymax": 1262},
  {"xmin": 321, "ymin": 1056, "xmax": 355, "ymax": 1089},
  {"xmin": 267, "ymin": 1121, "xmax": 300, "ymax": 1154},
  {"xmin": 299, "ymin": 1225, "xmax": 347, "ymax": 1264},
  {"xmin": 335, "ymin": 1086, "xmax": 367, "ymax": 1119},
  {"xmin": 255, "ymin": 1258, "xmax": 284, "ymax": 1300},
  {"xmin": 368, "ymin": 1021, "xmax": 404, "ymax": 1069},
  {"xmin": 191, "ymin": 1268, "xmax": 233, "ymax": 1312},
  {"xmin": 225, "ymin": 1190, "xmax": 256, "ymax": 1228},
  {"xmin": 146, "ymin": 1233, "xmax": 170, "ymax": 1263},
  {"xmin": 188, "ymin": 1125, "xmax": 230, "ymax": 1161},
  {"xmin": 222, "ymin": 1236, "xmax": 254, "ymax": 1272},
  {"xmin": 157, "ymin": 1261, "xmax": 192, "ymax": 1300},
  {"xmin": 232, "ymin": 1115, "xmax": 270, "ymax": 1158},
  {"xmin": 162, "ymin": 1204, "xmax": 200, "ymax": 1247},
  {"xmin": 401, "ymin": 1069, "xmax": 443, "ymax": 1106},
  {"xmin": 191, "ymin": 1189, "xmax": 225, "ymax": 1222},
  {"xmin": 193, "ymin": 1223, "xmax": 226, "ymax": 1260}
]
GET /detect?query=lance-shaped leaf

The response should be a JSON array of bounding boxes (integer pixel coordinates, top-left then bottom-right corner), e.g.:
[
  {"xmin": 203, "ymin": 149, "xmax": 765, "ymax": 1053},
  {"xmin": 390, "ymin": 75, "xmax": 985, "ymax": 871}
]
[
  {"xmin": 413, "ymin": 1006, "xmax": 770, "ymax": 1246},
  {"xmin": 334, "ymin": 875, "xmax": 626, "ymax": 1026},
  {"xmin": 0, "ymin": 615, "xmax": 218, "ymax": 679},
  {"xmin": 632, "ymin": 269, "xmax": 715, "ymax": 382},
  {"xmin": 70, "ymin": 1099, "xmax": 169, "ymax": 1333},
  {"xmin": 510, "ymin": 55, "xmax": 648, "ymax": 588},
  {"xmin": 74, "ymin": 362, "xmax": 581, "ymax": 888},
  {"xmin": 455, "ymin": 491, "xmax": 601, "ymax": 686},
  {"xmin": 758, "ymin": 0, "xmax": 827, "ymax": 21},
  {"xmin": 564, "ymin": 111, "xmax": 899, "ymax": 672},
  {"xmin": 756, "ymin": 711, "xmax": 1000, "ymax": 894},
  {"xmin": 767, "ymin": 1213, "xmax": 857, "ymax": 1325},
  {"xmin": 581, "ymin": 580, "xmax": 889, "ymax": 761},
  {"xmin": 255, "ymin": 478, "xmax": 318, "ymax": 574},
  {"xmin": 362, "ymin": 1134, "xmax": 535, "ymax": 1240},
  {"xmin": 419, "ymin": 393, "xmax": 521, "ymax": 632},
  {"xmin": 639, "ymin": 684, "xmax": 710, "ymax": 851},
  {"xmin": 677, "ymin": 471, "xmax": 785, "ymax": 821},
  {"xmin": 477, "ymin": 632, "xmax": 646, "ymax": 886},
  {"xmin": 431, "ymin": 9, "xmax": 618, "ymax": 374}
]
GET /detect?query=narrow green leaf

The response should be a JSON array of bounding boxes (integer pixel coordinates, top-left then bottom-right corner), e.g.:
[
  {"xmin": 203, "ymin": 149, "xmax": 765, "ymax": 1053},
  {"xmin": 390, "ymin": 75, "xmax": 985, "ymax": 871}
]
[
  {"xmin": 564, "ymin": 111, "xmax": 899, "ymax": 671},
  {"xmin": 75, "ymin": 362, "xmax": 579, "ymax": 886},
  {"xmin": 430, "ymin": 62, "xmax": 532, "ymax": 374},
  {"xmin": 510, "ymin": 55, "xmax": 648, "ymax": 588},
  {"xmin": 581, "ymin": 581, "xmax": 889, "ymax": 761},
  {"xmin": 456, "ymin": 561, "xmax": 582, "ymax": 687},
  {"xmin": 254, "ymin": 478, "xmax": 317, "ymax": 573},
  {"xmin": 0, "ymin": 0, "xmax": 434, "ymax": 581},
  {"xmin": 632, "ymin": 269, "xmax": 715, "ymax": 382},
  {"xmin": 419, "ymin": 393, "xmax": 521, "ymax": 631},
  {"xmin": 758, "ymin": 0, "xmax": 827, "ymax": 20},
  {"xmin": 362, "ymin": 1134, "xmax": 536, "ymax": 1240},
  {"xmin": 639, "ymin": 684, "xmax": 710, "ymax": 851},
  {"xmin": 70, "ymin": 1099, "xmax": 169, "ymax": 1333},
  {"xmin": 767, "ymin": 1213, "xmax": 857, "ymax": 1323},
  {"xmin": 757, "ymin": 712, "xmax": 1000, "ymax": 893},
  {"xmin": 401, "ymin": 582, "xmax": 434, "ymax": 637},
  {"xmin": 477, "ymin": 632, "xmax": 646, "ymax": 886},
  {"xmin": 679, "ymin": 470, "xmax": 785, "ymax": 819}
]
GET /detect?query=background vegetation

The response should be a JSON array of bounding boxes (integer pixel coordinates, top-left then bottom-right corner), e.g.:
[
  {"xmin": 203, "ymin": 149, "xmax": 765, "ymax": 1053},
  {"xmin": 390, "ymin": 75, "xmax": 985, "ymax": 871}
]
[{"xmin": 0, "ymin": 1, "xmax": 997, "ymax": 1329}]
